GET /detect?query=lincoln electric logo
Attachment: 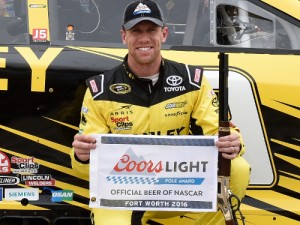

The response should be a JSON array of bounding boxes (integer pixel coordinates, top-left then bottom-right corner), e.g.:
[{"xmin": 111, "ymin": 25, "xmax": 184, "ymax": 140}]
[{"xmin": 106, "ymin": 148, "xmax": 207, "ymax": 185}]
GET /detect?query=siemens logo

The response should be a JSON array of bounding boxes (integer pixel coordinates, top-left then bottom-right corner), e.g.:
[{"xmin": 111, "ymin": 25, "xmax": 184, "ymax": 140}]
[
  {"xmin": 9, "ymin": 192, "xmax": 35, "ymax": 197},
  {"xmin": 5, "ymin": 188, "xmax": 39, "ymax": 201}
]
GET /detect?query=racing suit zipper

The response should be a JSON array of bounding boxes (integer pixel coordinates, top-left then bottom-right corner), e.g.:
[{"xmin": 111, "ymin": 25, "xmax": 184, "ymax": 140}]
[{"xmin": 148, "ymin": 83, "xmax": 152, "ymax": 94}]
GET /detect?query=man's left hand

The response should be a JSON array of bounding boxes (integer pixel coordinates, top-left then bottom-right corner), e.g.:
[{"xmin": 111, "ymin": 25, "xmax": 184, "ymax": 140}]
[{"xmin": 215, "ymin": 132, "xmax": 241, "ymax": 159}]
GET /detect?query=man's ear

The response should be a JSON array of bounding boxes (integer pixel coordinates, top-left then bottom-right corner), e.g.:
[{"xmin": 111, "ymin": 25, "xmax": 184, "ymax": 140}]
[
  {"xmin": 121, "ymin": 29, "xmax": 127, "ymax": 44},
  {"xmin": 162, "ymin": 26, "xmax": 169, "ymax": 43}
]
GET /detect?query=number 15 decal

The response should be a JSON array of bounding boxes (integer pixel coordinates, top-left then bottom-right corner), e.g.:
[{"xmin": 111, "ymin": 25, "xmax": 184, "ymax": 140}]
[{"xmin": 32, "ymin": 29, "xmax": 47, "ymax": 42}]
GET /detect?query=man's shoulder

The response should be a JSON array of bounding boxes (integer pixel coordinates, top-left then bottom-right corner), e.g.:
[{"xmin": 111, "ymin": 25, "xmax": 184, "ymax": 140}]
[
  {"xmin": 85, "ymin": 64, "xmax": 123, "ymax": 98},
  {"xmin": 164, "ymin": 59, "xmax": 204, "ymax": 86}
]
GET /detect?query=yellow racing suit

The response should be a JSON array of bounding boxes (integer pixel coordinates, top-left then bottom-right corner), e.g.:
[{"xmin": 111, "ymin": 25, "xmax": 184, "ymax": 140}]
[{"xmin": 70, "ymin": 56, "xmax": 250, "ymax": 225}]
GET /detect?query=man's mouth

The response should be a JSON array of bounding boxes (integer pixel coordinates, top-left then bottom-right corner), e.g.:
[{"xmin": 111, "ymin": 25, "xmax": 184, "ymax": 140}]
[{"xmin": 138, "ymin": 47, "xmax": 151, "ymax": 51}]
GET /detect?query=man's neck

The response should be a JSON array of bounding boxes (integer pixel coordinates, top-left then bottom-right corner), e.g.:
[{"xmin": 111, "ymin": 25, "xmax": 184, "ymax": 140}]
[{"xmin": 127, "ymin": 56, "xmax": 162, "ymax": 77}]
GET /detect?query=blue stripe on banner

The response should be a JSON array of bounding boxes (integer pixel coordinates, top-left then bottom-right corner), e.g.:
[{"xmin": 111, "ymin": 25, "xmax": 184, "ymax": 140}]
[
  {"xmin": 101, "ymin": 136, "xmax": 215, "ymax": 146},
  {"xmin": 106, "ymin": 176, "xmax": 205, "ymax": 185},
  {"xmin": 155, "ymin": 178, "xmax": 205, "ymax": 185},
  {"xmin": 106, "ymin": 176, "xmax": 158, "ymax": 184}
]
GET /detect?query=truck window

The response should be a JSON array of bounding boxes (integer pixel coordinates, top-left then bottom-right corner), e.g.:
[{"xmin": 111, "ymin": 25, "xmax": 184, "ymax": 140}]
[
  {"xmin": 49, "ymin": 0, "xmax": 194, "ymax": 46},
  {"xmin": 0, "ymin": 0, "xmax": 28, "ymax": 44},
  {"xmin": 49, "ymin": 0, "xmax": 300, "ymax": 50},
  {"xmin": 209, "ymin": 0, "xmax": 300, "ymax": 50}
]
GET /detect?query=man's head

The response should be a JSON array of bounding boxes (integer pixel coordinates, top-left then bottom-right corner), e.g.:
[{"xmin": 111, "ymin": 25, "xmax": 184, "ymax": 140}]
[{"xmin": 122, "ymin": 0, "xmax": 165, "ymax": 30}]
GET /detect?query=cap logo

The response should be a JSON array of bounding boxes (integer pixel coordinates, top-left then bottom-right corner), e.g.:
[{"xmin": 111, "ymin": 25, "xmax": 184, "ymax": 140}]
[
  {"xmin": 123, "ymin": 0, "xmax": 164, "ymax": 30},
  {"xmin": 133, "ymin": 3, "xmax": 151, "ymax": 15}
]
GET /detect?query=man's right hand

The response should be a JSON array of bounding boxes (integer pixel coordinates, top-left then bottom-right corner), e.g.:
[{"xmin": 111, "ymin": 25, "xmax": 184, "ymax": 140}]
[{"xmin": 72, "ymin": 133, "xmax": 97, "ymax": 162}]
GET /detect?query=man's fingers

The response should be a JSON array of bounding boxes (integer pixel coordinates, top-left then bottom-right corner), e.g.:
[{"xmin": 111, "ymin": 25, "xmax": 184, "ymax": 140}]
[
  {"xmin": 73, "ymin": 134, "xmax": 96, "ymax": 149},
  {"xmin": 216, "ymin": 132, "xmax": 241, "ymax": 159},
  {"xmin": 74, "ymin": 133, "xmax": 96, "ymax": 144},
  {"xmin": 72, "ymin": 140, "xmax": 96, "ymax": 150},
  {"xmin": 218, "ymin": 132, "xmax": 239, "ymax": 142},
  {"xmin": 221, "ymin": 152, "xmax": 238, "ymax": 160},
  {"xmin": 72, "ymin": 134, "xmax": 97, "ymax": 162}
]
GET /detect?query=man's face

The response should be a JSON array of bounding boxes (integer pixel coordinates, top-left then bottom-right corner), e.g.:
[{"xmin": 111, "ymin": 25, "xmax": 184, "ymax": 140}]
[{"xmin": 121, "ymin": 21, "xmax": 168, "ymax": 65}]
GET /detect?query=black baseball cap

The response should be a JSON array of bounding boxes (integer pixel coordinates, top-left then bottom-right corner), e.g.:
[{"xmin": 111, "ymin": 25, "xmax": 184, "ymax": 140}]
[{"xmin": 123, "ymin": 0, "xmax": 165, "ymax": 30}]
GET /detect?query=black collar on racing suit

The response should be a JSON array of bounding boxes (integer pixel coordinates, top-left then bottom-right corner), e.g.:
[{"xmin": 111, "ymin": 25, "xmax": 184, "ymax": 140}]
[{"xmin": 122, "ymin": 54, "xmax": 165, "ymax": 89}]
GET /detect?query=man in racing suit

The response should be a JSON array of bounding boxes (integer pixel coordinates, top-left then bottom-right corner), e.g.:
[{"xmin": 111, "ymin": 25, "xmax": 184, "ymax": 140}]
[{"xmin": 71, "ymin": 0, "xmax": 250, "ymax": 225}]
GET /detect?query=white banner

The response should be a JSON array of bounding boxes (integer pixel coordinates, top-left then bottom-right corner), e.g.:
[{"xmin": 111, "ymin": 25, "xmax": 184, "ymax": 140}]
[{"xmin": 89, "ymin": 134, "xmax": 218, "ymax": 212}]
